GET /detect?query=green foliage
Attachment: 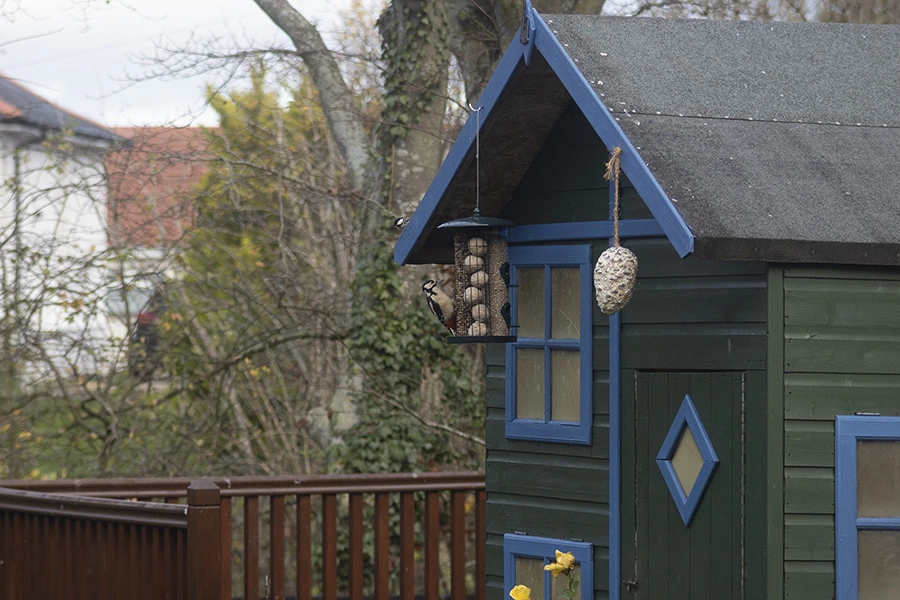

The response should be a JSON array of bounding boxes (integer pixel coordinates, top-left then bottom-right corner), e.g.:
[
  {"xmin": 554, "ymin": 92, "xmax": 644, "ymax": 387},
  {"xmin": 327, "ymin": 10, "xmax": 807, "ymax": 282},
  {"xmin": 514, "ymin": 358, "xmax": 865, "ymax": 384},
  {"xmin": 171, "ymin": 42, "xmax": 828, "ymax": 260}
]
[
  {"xmin": 339, "ymin": 233, "xmax": 485, "ymax": 473},
  {"xmin": 377, "ymin": 0, "xmax": 453, "ymax": 184},
  {"xmin": 154, "ymin": 66, "xmax": 355, "ymax": 475}
]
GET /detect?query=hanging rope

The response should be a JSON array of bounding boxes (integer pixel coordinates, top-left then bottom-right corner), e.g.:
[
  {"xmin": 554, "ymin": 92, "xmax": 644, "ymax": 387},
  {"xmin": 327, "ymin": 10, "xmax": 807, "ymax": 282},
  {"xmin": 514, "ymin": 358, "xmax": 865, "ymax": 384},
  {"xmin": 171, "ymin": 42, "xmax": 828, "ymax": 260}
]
[
  {"xmin": 604, "ymin": 146, "xmax": 623, "ymax": 247},
  {"xmin": 594, "ymin": 146, "xmax": 638, "ymax": 315}
]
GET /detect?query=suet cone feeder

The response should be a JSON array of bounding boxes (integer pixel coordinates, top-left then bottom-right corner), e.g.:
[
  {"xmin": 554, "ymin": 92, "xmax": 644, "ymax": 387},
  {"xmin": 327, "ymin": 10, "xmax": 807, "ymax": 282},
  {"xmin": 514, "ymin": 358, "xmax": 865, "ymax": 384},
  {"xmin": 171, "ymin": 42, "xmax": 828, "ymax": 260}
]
[
  {"xmin": 438, "ymin": 209, "xmax": 516, "ymax": 343},
  {"xmin": 594, "ymin": 147, "xmax": 638, "ymax": 315}
]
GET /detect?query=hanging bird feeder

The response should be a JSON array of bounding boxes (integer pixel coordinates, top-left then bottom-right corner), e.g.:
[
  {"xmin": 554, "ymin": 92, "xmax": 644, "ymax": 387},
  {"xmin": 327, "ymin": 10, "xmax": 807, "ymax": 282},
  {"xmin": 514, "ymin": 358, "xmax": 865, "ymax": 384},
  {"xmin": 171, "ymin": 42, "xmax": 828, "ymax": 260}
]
[
  {"xmin": 438, "ymin": 209, "xmax": 516, "ymax": 343},
  {"xmin": 436, "ymin": 104, "xmax": 516, "ymax": 343},
  {"xmin": 594, "ymin": 147, "xmax": 639, "ymax": 314}
]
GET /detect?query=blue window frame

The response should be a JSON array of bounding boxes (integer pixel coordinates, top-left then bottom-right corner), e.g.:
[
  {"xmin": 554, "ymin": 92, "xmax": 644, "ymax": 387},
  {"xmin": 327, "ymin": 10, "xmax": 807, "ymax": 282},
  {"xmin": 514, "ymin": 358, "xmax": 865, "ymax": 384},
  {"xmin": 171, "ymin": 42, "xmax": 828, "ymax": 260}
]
[
  {"xmin": 835, "ymin": 415, "xmax": 900, "ymax": 600},
  {"xmin": 505, "ymin": 244, "xmax": 593, "ymax": 444},
  {"xmin": 656, "ymin": 394, "xmax": 719, "ymax": 526},
  {"xmin": 504, "ymin": 534, "xmax": 593, "ymax": 600}
]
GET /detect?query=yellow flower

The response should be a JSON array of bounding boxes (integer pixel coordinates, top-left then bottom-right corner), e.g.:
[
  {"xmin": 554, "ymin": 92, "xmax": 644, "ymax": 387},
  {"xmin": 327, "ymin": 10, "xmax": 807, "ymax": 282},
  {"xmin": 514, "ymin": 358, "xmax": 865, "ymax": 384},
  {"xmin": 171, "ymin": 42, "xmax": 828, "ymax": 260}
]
[
  {"xmin": 556, "ymin": 550, "xmax": 576, "ymax": 570},
  {"xmin": 509, "ymin": 584, "xmax": 531, "ymax": 600},
  {"xmin": 544, "ymin": 550, "xmax": 576, "ymax": 577}
]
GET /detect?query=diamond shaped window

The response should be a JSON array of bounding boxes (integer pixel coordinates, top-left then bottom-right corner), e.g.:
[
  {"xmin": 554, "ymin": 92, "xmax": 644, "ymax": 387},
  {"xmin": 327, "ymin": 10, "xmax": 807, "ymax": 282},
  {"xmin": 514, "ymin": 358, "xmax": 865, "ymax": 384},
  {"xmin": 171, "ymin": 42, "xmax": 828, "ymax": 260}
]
[{"xmin": 656, "ymin": 395, "xmax": 719, "ymax": 526}]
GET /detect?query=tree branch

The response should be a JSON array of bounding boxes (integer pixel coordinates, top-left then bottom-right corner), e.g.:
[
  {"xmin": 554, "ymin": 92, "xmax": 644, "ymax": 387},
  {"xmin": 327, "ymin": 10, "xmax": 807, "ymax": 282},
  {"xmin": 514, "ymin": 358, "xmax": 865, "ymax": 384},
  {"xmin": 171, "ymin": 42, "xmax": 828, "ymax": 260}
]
[{"xmin": 252, "ymin": 0, "xmax": 371, "ymax": 191}]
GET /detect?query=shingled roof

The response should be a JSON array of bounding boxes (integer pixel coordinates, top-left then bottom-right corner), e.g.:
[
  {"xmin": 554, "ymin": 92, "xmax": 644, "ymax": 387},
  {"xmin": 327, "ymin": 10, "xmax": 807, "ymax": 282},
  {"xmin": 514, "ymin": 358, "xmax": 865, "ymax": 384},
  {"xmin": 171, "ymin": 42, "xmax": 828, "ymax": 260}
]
[
  {"xmin": 395, "ymin": 13, "xmax": 900, "ymax": 266},
  {"xmin": 0, "ymin": 75, "xmax": 118, "ymax": 143}
]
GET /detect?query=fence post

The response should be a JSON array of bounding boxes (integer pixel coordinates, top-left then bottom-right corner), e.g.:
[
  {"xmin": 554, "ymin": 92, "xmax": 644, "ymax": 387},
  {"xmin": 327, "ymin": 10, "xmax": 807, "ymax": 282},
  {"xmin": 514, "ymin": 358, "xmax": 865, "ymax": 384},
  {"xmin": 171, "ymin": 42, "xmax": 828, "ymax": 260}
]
[{"xmin": 187, "ymin": 479, "xmax": 222, "ymax": 600}]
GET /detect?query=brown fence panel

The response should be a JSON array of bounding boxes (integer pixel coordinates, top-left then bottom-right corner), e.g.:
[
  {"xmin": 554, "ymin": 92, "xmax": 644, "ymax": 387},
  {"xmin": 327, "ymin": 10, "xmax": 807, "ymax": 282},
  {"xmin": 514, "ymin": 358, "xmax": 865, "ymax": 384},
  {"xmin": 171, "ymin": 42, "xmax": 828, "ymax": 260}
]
[{"xmin": 0, "ymin": 481, "xmax": 221, "ymax": 600}]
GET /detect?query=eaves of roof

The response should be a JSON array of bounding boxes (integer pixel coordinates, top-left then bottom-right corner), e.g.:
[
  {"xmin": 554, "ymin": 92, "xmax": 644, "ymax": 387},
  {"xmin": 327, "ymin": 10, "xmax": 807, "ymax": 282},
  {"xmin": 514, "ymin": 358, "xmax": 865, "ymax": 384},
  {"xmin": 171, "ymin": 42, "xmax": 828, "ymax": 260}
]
[
  {"xmin": 395, "ymin": 12, "xmax": 900, "ymax": 266},
  {"xmin": 0, "ymin": 75, "xmax": 120, "ymax": 145},
  {"xmin": 393, "ymin": 10, "xmax": 695, "ymax": 266}
]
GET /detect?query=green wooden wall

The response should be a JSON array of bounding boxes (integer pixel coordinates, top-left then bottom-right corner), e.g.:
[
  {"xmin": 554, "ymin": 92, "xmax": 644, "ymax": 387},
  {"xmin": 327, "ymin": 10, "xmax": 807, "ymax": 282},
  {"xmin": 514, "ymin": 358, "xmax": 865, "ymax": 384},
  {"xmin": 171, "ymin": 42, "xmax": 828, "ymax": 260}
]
[
  {"xmin": 780, "ymin": 265, "xmax": 900, "ymax": 600},
  {"xmin": 620, "ymin": 238, "xmax": 771, "ymax": 600},
  {"xmin": 485, "ymin": 100, "xmax": 771, "ymax": 600},
  {"xmin": 488, "ymin": 101, "xmax": 613, "ymax": 600}
]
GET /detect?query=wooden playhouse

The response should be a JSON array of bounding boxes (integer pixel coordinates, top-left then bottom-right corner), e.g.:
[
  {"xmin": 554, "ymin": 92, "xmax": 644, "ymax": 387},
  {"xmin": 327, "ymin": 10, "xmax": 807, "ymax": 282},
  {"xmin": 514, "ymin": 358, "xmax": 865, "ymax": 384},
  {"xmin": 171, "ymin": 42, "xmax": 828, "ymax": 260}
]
[{"xmin": 395, "ymin": 11, "xmax": 900, "ymax": 600}]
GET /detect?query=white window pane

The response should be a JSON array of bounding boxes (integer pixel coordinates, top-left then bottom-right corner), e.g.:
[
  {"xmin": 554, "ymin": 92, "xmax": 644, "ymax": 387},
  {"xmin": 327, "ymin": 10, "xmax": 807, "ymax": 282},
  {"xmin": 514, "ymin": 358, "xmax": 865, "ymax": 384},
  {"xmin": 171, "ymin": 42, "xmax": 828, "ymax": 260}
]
[
  {"xmin": 517, "ymin": 349, "xmax": 545, "ymax": 420},
  {"xmin": 517, "ymin": 268, "xmax": 544, "ymax": 338},
  {"xmin": 515, "ymin": 557, "xmax": 546, "ymax": 600},
  {"xmin": 551, "ymin": 268, "xmax": 580, "ymax": 339},
  {"xmin": 550, "ymin": 349, "xmax": 580, "ymax": 422},
  {"xmin": 859, "ymin": 530, "xmax": 900, "ymax": 600},
  {"xmin": 858, "ymin": 440, "xmax": 900, "ymax": 518}
]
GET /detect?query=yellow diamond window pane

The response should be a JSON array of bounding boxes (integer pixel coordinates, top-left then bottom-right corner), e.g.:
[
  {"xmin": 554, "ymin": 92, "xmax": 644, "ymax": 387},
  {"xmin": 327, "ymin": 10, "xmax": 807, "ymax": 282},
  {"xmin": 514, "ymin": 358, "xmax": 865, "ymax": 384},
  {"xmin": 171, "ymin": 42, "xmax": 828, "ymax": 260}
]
[
  {"xmin": 858, "ymin": 530, "xmax": 900, "ymax": 600},
  {"xmin": 550, "ymin": 349, "xmax": 580, "ymax": 422},
  {"xmin": 516, "ymin": 349, "xmax": 545, "ymax": 420},
  {"xmin": 857, "ymin": 440, "xmax": 900, "ymax": 518},
  {"xmin": 550, "ymin": 564, "xmax": 581, "ymax": 600},
  {"xmin": 671, "ymin": 427, "xmax": 704, "ymax": 496},
  {"xmin": 516, "ymin": 557, "xmax": 546, "ymax": 600},
  {"xmin": 551, "ymin": 267, "xmax": 580, "ymax": 339},
  {"xmin": 517, "ymin": 268, "xmax": 545, "ymax": 338}
]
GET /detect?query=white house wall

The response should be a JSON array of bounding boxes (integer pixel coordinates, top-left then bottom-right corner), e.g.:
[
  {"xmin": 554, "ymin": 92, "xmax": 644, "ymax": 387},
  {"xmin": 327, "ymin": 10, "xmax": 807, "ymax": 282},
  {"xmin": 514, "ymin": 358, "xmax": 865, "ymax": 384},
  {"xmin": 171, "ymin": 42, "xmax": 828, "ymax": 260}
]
[{"xmin": 0, "ymin": 131, "xmax": 114, "ymax": 378}]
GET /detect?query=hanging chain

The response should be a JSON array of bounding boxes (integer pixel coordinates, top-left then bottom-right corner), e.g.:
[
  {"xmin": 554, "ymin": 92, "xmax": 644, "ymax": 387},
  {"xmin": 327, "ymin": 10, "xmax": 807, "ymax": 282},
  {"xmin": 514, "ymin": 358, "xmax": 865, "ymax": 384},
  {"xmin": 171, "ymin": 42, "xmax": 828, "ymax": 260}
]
[{"xmin": 468, "ymin": 104, "xmax": 483, "ymax": 213}]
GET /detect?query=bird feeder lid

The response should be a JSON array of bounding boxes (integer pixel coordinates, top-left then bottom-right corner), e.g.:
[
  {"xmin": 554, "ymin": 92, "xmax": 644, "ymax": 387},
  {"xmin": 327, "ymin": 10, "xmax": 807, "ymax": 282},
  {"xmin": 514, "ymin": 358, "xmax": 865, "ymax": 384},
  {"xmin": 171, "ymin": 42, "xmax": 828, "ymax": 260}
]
[{"xmin": 437, "ymin": 208, "xmax": 515, "ymax": 230}]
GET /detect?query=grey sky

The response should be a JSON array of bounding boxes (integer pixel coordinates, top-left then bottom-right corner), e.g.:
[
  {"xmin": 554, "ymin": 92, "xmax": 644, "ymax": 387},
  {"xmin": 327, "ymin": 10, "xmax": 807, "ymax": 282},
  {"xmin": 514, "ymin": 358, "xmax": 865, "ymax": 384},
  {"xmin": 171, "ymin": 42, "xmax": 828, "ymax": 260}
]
[{"xmin": 2, "ymin": 0, "xmax": 348, "ymax": 127}]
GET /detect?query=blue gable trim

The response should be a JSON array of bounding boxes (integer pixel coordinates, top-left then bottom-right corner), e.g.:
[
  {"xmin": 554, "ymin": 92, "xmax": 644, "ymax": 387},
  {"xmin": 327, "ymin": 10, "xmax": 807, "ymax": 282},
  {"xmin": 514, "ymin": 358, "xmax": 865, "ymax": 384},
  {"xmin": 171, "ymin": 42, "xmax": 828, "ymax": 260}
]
[
  {"xmin": 394, "ymin": 9, "xmax": 695, "ymax": 266},
  {"xmin": 393, "ymin": 27, "xmax": 529, "ymax": 266},
  {"xmin": 533, "ymin": 12, "xmax": 693, "ymax": 257}
]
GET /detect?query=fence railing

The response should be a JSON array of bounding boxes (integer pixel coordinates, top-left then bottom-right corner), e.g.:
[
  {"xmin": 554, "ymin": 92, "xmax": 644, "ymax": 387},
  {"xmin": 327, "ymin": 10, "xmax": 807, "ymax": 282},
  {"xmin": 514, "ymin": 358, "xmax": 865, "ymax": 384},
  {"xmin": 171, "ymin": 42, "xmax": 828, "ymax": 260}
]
[
  {"xmin": 0, "ymin": 471, "xmax": 486, "ymax": 600},
  {"xmin": 0, "ymin": 480, "xmax": 221, "ymax": 600}
]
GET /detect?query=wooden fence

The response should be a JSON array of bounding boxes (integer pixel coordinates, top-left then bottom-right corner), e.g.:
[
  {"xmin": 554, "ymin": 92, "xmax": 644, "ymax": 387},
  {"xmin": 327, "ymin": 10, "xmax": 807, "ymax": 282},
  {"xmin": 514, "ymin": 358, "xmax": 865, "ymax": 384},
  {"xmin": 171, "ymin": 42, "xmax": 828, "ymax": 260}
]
[
  {"xmin": 0, "ymin": 471, "xmax": 486, "ymax": 600},
  {"xmin": 0, "ymin": 479, "xmax": 221, "ymax": 600}
]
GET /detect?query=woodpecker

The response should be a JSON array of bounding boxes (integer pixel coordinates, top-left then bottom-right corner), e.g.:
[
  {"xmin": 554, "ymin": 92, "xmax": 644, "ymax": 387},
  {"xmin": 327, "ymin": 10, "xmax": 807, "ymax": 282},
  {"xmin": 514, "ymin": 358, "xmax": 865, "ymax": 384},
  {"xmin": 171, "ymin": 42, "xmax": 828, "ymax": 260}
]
[
  {"xmin": 422, "ymin": 279, "xmax": 456, "ymax": 335},
  {"xmin": 393, "ymin": 217, "xmax": 410, "ymax": 229}
]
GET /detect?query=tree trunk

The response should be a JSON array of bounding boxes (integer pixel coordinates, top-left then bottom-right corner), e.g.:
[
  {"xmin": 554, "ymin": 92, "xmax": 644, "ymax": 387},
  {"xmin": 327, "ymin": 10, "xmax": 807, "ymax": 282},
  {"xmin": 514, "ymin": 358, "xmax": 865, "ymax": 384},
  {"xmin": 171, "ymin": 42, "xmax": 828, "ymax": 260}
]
[{"xmin": 252, "ymin": 0, "xmax": 371, "ymax": 191}]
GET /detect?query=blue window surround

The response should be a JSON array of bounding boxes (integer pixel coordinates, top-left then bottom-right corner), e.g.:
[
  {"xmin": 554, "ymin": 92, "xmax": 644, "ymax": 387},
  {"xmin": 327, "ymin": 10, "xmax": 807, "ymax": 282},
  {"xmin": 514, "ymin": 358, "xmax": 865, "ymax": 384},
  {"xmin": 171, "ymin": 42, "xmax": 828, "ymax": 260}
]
[
  {"xmin": 656, "ymin": 394, "xmax": 719, "ymax": 526},
  {"xmin": 505, "ymin": 244, "xmax": 593, "ymax": 444},
  {"xmin": 835, "ymin": 415, "xmax": 900, "ymax": 600},
  {"xmin": 504, "ymin": 534, "xmax": 593, "ymax": 600}
]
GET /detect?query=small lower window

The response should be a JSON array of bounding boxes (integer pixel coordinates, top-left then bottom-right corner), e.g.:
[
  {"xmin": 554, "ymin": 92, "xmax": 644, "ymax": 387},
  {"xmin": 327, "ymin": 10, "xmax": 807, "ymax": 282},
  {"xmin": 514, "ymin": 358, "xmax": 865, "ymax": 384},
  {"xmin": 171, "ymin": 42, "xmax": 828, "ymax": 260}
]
[
  {"xmin": 504, "ymin": 534, "xmax": 593, "ymax": 600},
  {"xmin": 835, "ymin": 415, "xmax": 900, "ymax": 600}
]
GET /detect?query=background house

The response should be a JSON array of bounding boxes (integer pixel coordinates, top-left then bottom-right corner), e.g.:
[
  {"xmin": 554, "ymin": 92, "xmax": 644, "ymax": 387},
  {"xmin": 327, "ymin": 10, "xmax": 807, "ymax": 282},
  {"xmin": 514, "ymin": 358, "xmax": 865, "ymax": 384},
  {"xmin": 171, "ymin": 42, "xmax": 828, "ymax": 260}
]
[
  {"xmin": 105, "ymin": 126, "xmax": 211, "ymax": 339},
  {"xmin": 0, "ymin": 74, "xmax": 119, "ymax": 378},
  {"xmin": 396, "ymin": 13, "xmax": 900, "ymax": 600}
]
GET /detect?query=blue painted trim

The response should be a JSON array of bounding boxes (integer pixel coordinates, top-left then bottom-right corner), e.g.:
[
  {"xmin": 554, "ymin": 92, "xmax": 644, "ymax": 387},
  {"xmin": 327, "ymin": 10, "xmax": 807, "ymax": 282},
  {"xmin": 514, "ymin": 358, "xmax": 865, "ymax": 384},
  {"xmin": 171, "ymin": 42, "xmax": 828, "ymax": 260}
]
[
  {"xmin": 835, "ymin": 415, "xmax": 900, "ymax": 600},
  {"xmin": 857, "ymin": 517, "xmax": 900, "ymax": 530},
  {"xmin": 508, "ymin": 244, "xmax": 592, "ymax": 266},
  {"xmin": 395, "ymin": 11, "xmax": 694, "ymax": 267},
  {"xmin": 608, "ymin": 310, "xmax": 622, "ymax": 600},
  {"xmin": 607, "ymin": 172, "xmax": 622, "ymax": 600},
  {"xmin": 522, "ymin": 0, "xmax": 536, "ymax": 65},
  {"xmin": 393, "ymin": 31, "xmax": 527, "ymax": 266},
  {"xmin": 505, "ymin": 244, "xmax": 592, "ymax": 445},
  {"xmin": 835, "ymin": 416, "xmax": 859, "ymax": 600},
  {"xmin": 503, "ymin": 534, "xmax": 594, "ymax": 600},
  {"xmin": 533, "ymin": 12, "xmax": 693, "ymax": 258},
  {"xmin": 656, "ymin": 394, "xmax": 719, "ymax": 526},
  {"xmin": 507, "ymin": 220, "xmax": 664, "ymax": 244}
]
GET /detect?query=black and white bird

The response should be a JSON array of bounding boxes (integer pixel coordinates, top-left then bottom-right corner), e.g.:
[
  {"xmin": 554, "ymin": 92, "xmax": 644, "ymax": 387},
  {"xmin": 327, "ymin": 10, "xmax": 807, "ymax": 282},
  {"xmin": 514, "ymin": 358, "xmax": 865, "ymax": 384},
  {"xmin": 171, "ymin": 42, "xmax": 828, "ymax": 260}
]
[{"xmin": 422, "ymin": 279, "xmax": 456, "ymax": 335}]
